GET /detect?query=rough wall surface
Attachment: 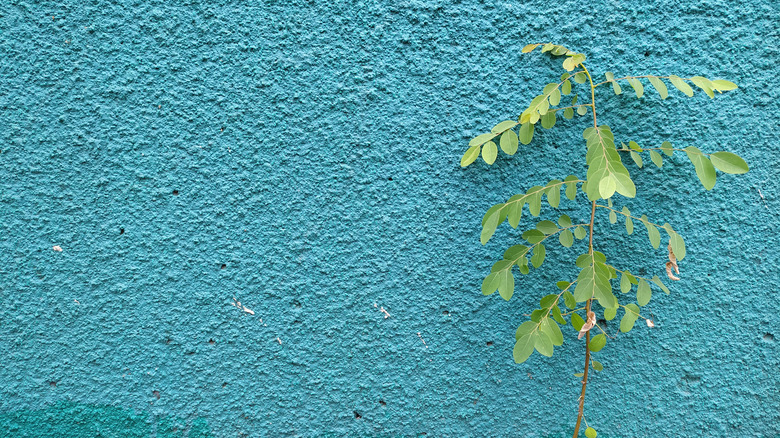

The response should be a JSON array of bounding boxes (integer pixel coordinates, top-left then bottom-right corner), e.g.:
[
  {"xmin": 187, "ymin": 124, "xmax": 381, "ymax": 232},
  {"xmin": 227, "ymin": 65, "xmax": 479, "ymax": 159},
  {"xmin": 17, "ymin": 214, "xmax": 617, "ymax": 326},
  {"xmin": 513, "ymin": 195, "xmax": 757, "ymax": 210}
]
[{"xmin": 1, "ymin": 0, "xmax": 777, "ymax": 436}]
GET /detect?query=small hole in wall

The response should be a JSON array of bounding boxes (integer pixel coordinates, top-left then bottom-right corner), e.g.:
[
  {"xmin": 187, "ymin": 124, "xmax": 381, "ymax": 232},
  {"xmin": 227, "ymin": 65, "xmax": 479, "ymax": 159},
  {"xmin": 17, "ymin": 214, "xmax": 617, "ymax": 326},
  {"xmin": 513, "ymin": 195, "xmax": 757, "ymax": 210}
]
[
  {"xmin": 221, "ymin": 264, "xmax": 226, "ymax": 269},
  {"xmin": 172, "ymin": 190, "xmax": 179, "ymax": 195},
  {"xmin": 379, "ymin": 400, "xmax": 386, "ymax": 406},
  {"xmin": 763, "ymin": 333, "xmax": 774, "ymax": 342},
  {"xmin": 292, "ymin": 300, "xmax": 302, "ymax": 308},
  {"xmin": 388, "ymin": 177, "xmax": 393, "ymax": 181},
  {"xmin": 486, "ymin": 341, "xmax": 494, "ymax": 346},
  {"xmin": 644, "ymin": 51, "xmax": 650, "ymax": 57},
  {"xmin": 208, "ymin": 339, "xmax": 215, "ymax": 345},
  {"xmin": 354, "ymin": 411, "xmax": 362, "ymax": 419},
  {"xmin": 49, "ymin": 381, "xmax": 57, "ymax": 387},
  {"xmin": 597, "ymin": 318, "xmax": 607, "ymax": 327},
  {"xmin": 119, "ymin": 228, "xmax": 125, "ymax": 235},
  {"xmin": 222, "ymin": 382, "xmax": 228, "ymax": 388},
  {"xmin": 153, "ymin": 390, "xmax": 160, "ymax": 399},
  {"xmin": 442, "ymin": 310, "xmax": 449, "ymax": 315}
]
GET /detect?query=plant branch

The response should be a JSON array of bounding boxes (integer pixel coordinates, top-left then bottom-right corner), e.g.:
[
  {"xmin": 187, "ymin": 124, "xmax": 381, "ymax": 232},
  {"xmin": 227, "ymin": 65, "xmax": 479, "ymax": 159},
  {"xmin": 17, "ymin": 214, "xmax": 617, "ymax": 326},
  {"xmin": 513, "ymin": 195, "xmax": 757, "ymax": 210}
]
[
  {"xmin": 573, "ymin": 65, "xmax": 600, "ymax": 438},
  {"xmin": 592, "ymin": 74, "xmax": 697, "ymax": 88},
  {"xmin": 594, "ymin": 204, "xmax": 666, "ymax": 229}
]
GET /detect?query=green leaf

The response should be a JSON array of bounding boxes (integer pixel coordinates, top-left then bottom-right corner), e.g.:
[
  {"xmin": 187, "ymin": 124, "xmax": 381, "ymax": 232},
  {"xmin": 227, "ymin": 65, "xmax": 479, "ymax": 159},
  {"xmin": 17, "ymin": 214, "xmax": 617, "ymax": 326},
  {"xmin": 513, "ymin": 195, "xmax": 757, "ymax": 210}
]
[
  {"xmin": 563, "ymin": 290, "xmax": 576, "ymax": 309},
  {"xmin": 685, "ymin": 146, "xmax": 717, "ymax": 190},
  {"xmin": 650, "ymin": 150, "xmax": 663, "ymax": 168},
  {"xmin": 571, "ymin": 312, "xmax": 585, "ymax": 331},
  {"xmin": 540, "ymin": 294, "xmax": 557, "ymax": 308},
  {"xmin": 558, "ymin": 214, "xmax": 572, "ymax": 228},
  {"xmin": 627, "ymin": 78, "xmax": 644, "ymax": 98},
  {"xmin": 499, "ymin": 130, "xmax": 519, "ymax": 155},
  {"xmin": 573, "ymin": 72, "xmax": 587, "ymax": 84},
  {"xmin": 534, "ymin": 331, "xmax": 554, "ymax": 357},
  {"xmin": 585, "ymin": 426, "xmax": 598, "ymax": 438},
  {"xmin": 667, "ymin": 229, "xmax": 686, "ymax": 261},
  {"xmin": 628, "ymin": 141, "xmax": 642, "ymax": 151},
  {"xmin": 481, "ymin": 272, "xmax": 500, "ymax": 296},
  {"xmin": 574, "ymin": 226, "xmax": 587, "ymax": 240},
  {"xmin": 589, "ymin": 333, "xmax": 606, "ymax": 352},
  {"xmin": 482, "ymin": 141, "xmax": 497, "ymax": 165},
  {"xmin": 541, "ymin": 317, "xmax": 564, "ymax": 346},
  {"xmin": 604, "ymin": 307, "xmax": 617, "ymax": 321},
  {"xmin": 549, "ymin": 88, "xmax": 562, "ymax": 106},
  {"xmin": 660, "ymin": 141, "xmax": 673, "ymax": 157},
  {"xmin": 541, "ymin": 111, "xmax": 556, "ymax": 129},
  {"xmin": 503, "ymin": 244, "xmax": 529, "ymax": 261},
  {"xmin": 710, "ymin": 151, "xmax": 748, "ymax": 174},
  {"xmin": 690, "ymin": 76, "xmax": 715, "ymax": 98},
  {"xmin": 599, "ymin": 175, "xmax": 617, "ymax": 199},
  {"xmin": 592, "ymin": 360, "xmax": 603, "ymax": 372},
  {"xmin": 669, "ymin": 75, "xmax": 694, "ymax": 97},
  {"xmin": 491, "ymin": 120, "xmax": 518, "ymax": 134},
  {"xmin": 515, "ymin": 320, "xmax": 537, "ymax": 339},
  {"xmin": 513, "ymin": 333, "xmax": 536, "ymax": 363},
  {"xmin": 562, "ymin": 79, "xmax": 572, "ymax": 95},
  {"xmin": 630, "ymin": 151, "xmax": 643, "ymax": 168},
  {"xmin": 527, "ymin": 187, "xmax": 543, "ymax": 216},
  {"xmin": 498, "ymin": 269, "xmax": 514, "ymax": 300},
  {"xmin": 637, "ymin": 279, "xmax": 651, "ymax": 306},
  {"xmin": 519, "ymin": 122, "xmax": 534, "ymax": 145},
  {"xmin": 643, "ymin": 218, "xmax": 661, "ymax": 249},
  {"xmin": 609, "ymin": 210, "xmax": 617, "ymax": 224},
  {"xmin": 559, "ymin": 229, "xmax": 574, "ymax": 247},
  {"xmin": 522, "ymin": 229, "xmax": 545, "ymax": 244},
  {"xmin": 711, "ymin": 79, "xmax": 738, "ymax": 92},
  {"xmin": 506, "ymin": 198, "xmax": 523, "ymax": 228},
  {"xmin": 648, "ymin": 76, "xmax": 668, "ymax": 99},
  {"xmin": 461, "ymin": 145, "xmax": 480, "ymax": 168},
  {"xmin": 565, "ymin": 176, "xmax": 579, "ymax": 200},
  {"xmin": 521, "ymin": 43, "xmax": 540, "ymax": 53},
  {"xmin": 469, "ymin": 132, "xmax": 495, "ymax": 147},
  {"xmin": 564, "ymin": 107, "xmax": 574, "ymax": 119},
  {"xmin": 530, "ymin": 244, "xmax": 546, "ymax": 268},
  {"xmin": 620, "ymin": 304, "xmax": 640, "ymax": 333},
  {"xmin": 481, "ymin": 209, "xmax": 501, "ymax": 245},
  {"xmin": 623, "ymin": 207, "xmax": 633, "ymax": 235},
  {"xmin": 605, "ymin": 72, "xmax": 622, "ymax": 95},
  {"xmin": 552, "ymin": 306, "xmax": 567, "ymax": 325},
  {"xmin": 577, "ymin": 105, "xmax": 588, "ymax": 115},
  {"xmin": 557, "ymin": 281, "xmax": 571, "ymax": 290},
  {"xmin": 536, "ymin": 220, "xmax": 559, "ymax": 234},
  {"xmin": 652, "ymin": 275, "xmax": 671, "ymax": 294},
  {"xmin": 620, "ymin": 272, "xmax": 632, "ymax": 293}
]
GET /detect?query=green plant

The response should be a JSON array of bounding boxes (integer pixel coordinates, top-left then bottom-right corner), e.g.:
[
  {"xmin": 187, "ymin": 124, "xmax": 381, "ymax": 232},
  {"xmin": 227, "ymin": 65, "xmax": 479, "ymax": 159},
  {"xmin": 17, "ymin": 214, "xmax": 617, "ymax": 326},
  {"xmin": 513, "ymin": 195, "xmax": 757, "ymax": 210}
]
[{"xmin": 460, "ymin": 43, "xmax": 748, "ymax": 438}]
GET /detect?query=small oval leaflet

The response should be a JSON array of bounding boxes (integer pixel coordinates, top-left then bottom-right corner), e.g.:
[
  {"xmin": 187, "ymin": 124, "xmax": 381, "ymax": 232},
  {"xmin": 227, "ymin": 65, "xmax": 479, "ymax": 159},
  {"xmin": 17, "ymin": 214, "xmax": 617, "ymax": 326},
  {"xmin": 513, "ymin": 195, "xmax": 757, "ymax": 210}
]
[
  {"xmin": 491, "ymin": 120, "xmax": 518, "ymax": 134},
  {"xmin": 500, "ymin": 130, "xmax": 519, "ymax": 155},
  {"xmin": 589, "ymin": 334, "xmax": 606, "ymax": 352},
  {"xmin": 482, "ymin": 141, "xmax": 497, "ymax": 165}
]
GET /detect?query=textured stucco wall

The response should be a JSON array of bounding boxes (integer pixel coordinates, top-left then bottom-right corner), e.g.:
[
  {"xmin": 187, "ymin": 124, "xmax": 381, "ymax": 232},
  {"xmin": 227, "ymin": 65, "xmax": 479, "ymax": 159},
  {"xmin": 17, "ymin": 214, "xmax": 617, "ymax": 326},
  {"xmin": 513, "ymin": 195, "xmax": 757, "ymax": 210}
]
[{"xmin": 1, "ymin": 0, "xmax": 778, "ymax": 436}]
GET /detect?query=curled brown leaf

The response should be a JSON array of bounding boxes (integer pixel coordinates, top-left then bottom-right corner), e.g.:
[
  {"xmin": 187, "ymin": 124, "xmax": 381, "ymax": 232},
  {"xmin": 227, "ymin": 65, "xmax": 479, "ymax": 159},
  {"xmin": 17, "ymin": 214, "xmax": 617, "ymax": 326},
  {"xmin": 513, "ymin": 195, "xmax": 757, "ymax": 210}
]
[{"xmin": 578, "ymin": 310, "xmax": 596, "ymax": 339}]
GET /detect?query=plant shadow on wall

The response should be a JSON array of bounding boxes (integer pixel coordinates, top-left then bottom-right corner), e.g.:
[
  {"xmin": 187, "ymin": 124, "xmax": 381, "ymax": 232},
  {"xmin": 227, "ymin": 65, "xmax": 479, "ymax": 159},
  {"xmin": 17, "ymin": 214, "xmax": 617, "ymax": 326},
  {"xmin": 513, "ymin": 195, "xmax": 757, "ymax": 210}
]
[{"xmin": 460, "ymin": 43, "xmax": 748, "ymax": 438}]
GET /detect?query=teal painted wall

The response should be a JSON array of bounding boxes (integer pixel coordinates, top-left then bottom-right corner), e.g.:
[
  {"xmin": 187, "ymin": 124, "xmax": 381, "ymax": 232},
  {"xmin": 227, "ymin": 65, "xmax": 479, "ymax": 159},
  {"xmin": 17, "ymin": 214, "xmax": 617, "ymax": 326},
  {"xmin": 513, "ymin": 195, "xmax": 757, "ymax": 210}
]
[{"xmin": 1, "ymin": 0, "xmax": 777, "ymax": 436}]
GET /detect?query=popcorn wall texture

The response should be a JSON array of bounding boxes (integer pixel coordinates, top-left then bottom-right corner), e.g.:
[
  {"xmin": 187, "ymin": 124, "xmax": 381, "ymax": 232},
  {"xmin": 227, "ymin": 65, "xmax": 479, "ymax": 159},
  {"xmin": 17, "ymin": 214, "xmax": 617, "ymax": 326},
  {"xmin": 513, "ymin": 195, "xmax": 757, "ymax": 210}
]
[{"xmin": 1, "ymin": 0, "xmax": 777, "ymax": 436}]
